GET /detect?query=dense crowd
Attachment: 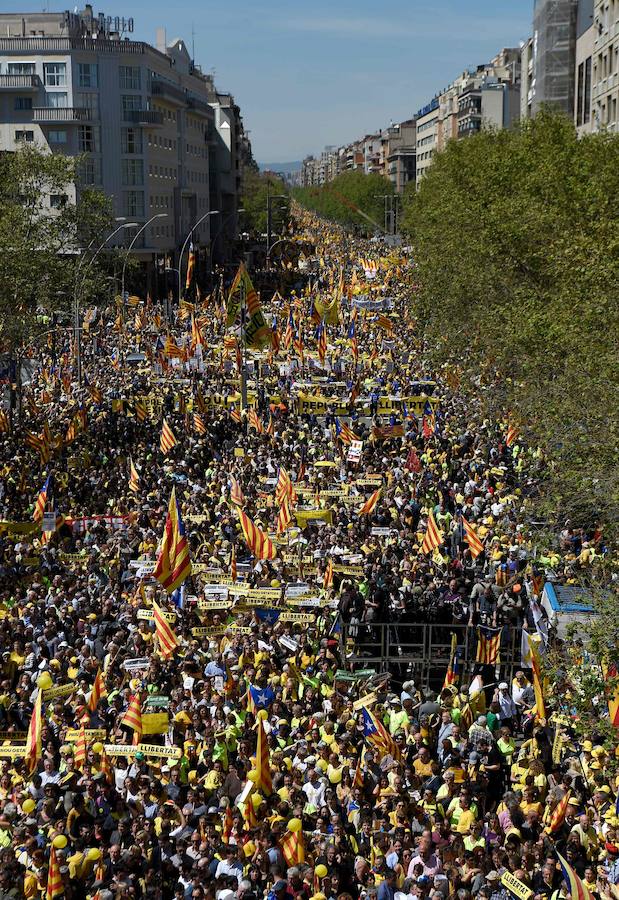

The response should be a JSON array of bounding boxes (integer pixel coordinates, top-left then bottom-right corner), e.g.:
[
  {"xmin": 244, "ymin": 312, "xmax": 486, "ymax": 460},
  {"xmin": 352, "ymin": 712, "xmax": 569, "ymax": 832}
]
[{"xmin": 0, "ymin": 211, "xmax": 613, "ymax": 900}]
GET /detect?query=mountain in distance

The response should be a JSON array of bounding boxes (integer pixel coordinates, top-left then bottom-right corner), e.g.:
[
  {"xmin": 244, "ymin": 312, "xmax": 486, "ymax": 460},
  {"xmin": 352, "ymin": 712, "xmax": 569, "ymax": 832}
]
[{"xmin": 258, "ymin": 161, "xmax": 302, "ymax": 175}]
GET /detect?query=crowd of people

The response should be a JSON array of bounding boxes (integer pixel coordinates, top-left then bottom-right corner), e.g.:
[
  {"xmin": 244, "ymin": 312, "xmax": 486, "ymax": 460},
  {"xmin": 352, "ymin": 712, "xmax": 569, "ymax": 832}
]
[{"xmin": 0, "ymin": 210, "xmax": 613, "ymax": 900}]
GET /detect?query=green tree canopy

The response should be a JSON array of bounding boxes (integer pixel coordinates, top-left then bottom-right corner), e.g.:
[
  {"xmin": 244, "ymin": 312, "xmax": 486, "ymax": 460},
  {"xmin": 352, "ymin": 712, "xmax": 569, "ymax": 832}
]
[
  {"xmin": 0, "ymin": 146, "xmax": 114, "ymax": 353},
  {"xmin": 401, "ymin": 111, "xmax": 619, "ymax": 535},
  {"xmin": 241, "ymin": 170, "xmax": 290, "ymax": 237},
  {"xmin": 294, "ymin": 170, "xmax": 393, "ymax": 234}
]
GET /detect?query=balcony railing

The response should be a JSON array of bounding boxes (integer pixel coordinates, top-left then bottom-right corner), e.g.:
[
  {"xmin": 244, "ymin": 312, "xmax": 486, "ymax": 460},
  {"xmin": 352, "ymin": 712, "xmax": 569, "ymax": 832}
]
[
  {"xmin": 123, "ymin": 109, "xmax": 163, "ymax": 126},
  {"xmin": 0, "ymin": 36, "xmax": 147, "ymax": 54},
  {"xmin": 32, "ymin": 107, "xmax": 92, "ymax": 122},
  {"xmin": 0, "ymin": 73, "xmax": 40, "ymax": 90}
]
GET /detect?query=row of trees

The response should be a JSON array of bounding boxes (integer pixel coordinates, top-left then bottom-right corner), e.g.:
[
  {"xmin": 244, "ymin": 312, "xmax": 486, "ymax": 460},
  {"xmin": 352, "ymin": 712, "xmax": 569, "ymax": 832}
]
[
  {"xmin": 293, "ymin": 170, "xmax": 393, "ymax": 233},
  {"xmin": 241, "ymin": 169, "xmax": 291, "ymax": 236},
  {"xmin": 401, "ymin": 111, "xmax": 619, "ymax": 537},
  {"xmin": 0, "ymin": 147, "xmax": 117, "ymax": 359}
]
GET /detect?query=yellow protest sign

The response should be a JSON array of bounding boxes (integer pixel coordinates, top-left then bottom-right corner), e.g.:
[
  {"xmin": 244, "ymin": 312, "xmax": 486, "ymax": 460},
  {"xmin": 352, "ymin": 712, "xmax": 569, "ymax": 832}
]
[
  {"xmin": 501, "ymin": 872, "xmax": 533, "ymax": 900},
  {"xmin": 142, "ymin": 713, "xmax": 169, "ymax": 736},
  {"xmin": 353, "ymin": 692, "xmax": 378, "ymax": 711},
  {"xmin": 0, "ymin": 745, "xmax": 27, "ymax": 758},
  {"xmin": 191, "ymin": 626, "xmax": 228, "ymax": 637},
  {"xmin": 65, "ymin": 729, "xmax": 107, "ymax": 742},
  {"xmin": 103, "ymin": 743, "xmax": 182, "ymax": 759},
  {"xmin": 197, "ymin": 599, "xmax": 232, "ymax": 611},
  {"xmin": 333, "ymin": 565, "xmax": 363, "ymax": 576},
  {"xmin": 279, "ymin": 612, "xmax": 315, "ymax": 623},
  {"xmin": 137, "ymin": 608, "xmax": 177, "ymax": 623},
  {"xmin": 295, "ymin": 509, "xmax": 333, "ymax": 526},
  {"xmin": 43, "ymin": 682, "xmax": 77, "ymax": 701}
]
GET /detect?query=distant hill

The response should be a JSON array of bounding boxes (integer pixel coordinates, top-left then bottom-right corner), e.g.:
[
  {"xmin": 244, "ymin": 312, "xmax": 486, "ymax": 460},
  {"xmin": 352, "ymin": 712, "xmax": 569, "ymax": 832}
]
[{"xmin": 259, "ymin": 161, "xmax": 301, "ymax": 175}]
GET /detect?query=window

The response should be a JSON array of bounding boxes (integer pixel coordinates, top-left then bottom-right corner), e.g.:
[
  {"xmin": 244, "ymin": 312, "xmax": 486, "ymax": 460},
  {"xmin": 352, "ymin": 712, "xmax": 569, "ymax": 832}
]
[
  {"xmin": 77, "ymin": 63, "xmax": 98, "ymax": 88},
  {"xmin": 15, "ymin": 130, "xmax": 34, "ymax": 142},
  {"xmin": 46, "ymin": 92, "xmax": 68, "ymax": 108},
  {"xmin": 48, "ymin": 130, "xmax": 67, "ymax": 143},
  {"xmin": 584, "ymin": 56, "xmax": 592, "ymax": 124},
  {"xmin": 50, "ymin": 194, "xmax": 68, "ymax": 209},
  {"xmin": 43, "ymin": 63, "xmax": 66, "ymax": 86},
  {"xmin": 122, "ymin": 94, "xmax": 142, "ymax": 117},
  {"xmin": 119, "ymin": 65, "xmax": 141, "ymax": 90},
  {"xmin": 577, "ymin": 62, "xmax": 584, "ymax": 127},
  {"xmin": 125, "ymin": 190, "xmax": 144, "ymax": 217},
  {"xmin": 78, "ymin": 125, "xmax": 99, "ymax": 152},
  {"xmin": 76, "ymin": 93, "xmax": 99, "ymax": 116},
  {"xmin": 7, "ymin": 62, "xmax": 35, "ymax": 75},
  {"xmin": 80, "ymin": 157, "xmax": 101, "ymax": 185},
  {"xmin": 121, "ymin": 158, "xmax": 143, "ymax": 186},
  {"xmin": 14, "ymin": 97, "xmax": 33, "ymax": 110},
  {"xmin": 121, "ymin": 127, "xmax": 142, "ymax": 154}
]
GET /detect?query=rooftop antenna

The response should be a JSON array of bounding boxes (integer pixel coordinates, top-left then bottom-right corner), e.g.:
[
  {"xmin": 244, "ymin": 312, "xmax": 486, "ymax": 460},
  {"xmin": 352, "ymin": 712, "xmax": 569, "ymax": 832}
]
[{"xmin": 191, "ymin": 22, "xmax": 195, "ymax": 60}]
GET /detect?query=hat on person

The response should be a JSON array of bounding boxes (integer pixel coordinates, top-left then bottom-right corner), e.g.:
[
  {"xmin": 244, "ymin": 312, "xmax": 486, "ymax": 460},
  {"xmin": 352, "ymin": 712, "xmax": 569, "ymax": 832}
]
[
  {"xmin": 582, "ymin": 740, "xmax": 593, "ymax": 752},
  {"xmin": 486, "ymin": 872, "xmax": 500, "ymax": 882},
  {"xmin": 498, "ymin": 682, "xmax": 508, "ymax": 690}
]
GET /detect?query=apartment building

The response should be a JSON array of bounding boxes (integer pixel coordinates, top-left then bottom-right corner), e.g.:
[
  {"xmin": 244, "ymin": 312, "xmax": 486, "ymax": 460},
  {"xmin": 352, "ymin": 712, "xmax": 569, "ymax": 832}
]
[
  {"xmin": 526, "ymin": 0, "xmax": 580, "ymax": 117},
  {"xmin": 0, "ymin": 6, "xmax": 247, "ymax": 292},
  {"xmin": 590, "ymin": 0, "xmax": 619, "ymax": 131},
  {"xmin": 380, "ymin": 119, "xmax": 417, "ymax": 193},
  {"xmin": 415, "ymin": 98, "xmax": 440, "ymax": 181},
  {"xmin": 574, "ymin": 0, "xmax": 595, "ymax": 132},
  {"xmin": 520, "ymin": 37, "xmax": 535, "ymax": 119}
]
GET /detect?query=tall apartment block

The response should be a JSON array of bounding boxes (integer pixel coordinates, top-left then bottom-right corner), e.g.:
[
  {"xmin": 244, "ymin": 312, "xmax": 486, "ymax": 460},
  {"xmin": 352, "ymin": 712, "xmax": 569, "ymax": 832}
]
[{"xmin": 0, "ymin": 6, "xmax": 251, "ymax": 294}]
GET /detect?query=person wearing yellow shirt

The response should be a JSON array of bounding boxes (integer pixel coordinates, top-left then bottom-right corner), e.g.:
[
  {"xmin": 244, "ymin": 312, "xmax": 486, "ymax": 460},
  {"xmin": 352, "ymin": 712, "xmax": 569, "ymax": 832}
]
[
  {"xmin": 413, "ymin": 746, "xmax": 434, "ymax": 779},
  {"xmin": 386, "ymin": 697, "xmax": 410, "ymax": 735},
  {"xmin": 447, "ymin": 790, "xmax": 478, "ymax": 831},
  {"xmin": 520, "ymin": 786, "xmax": 544, "ymax": 818}
]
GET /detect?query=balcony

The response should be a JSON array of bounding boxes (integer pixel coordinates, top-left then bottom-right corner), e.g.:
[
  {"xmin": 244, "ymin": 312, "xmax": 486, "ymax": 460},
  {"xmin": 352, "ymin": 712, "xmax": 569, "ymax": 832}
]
[
  {"xmin": 0, "ymin": 73, "xmax": 40, "ymax": 90},
  {"xmin": 32, "ymin": 107, "xmax": 92, "ymax": 122},
  {"xmin": 123, "ymin": 109, "xmax": 163, "ymax": 126}
]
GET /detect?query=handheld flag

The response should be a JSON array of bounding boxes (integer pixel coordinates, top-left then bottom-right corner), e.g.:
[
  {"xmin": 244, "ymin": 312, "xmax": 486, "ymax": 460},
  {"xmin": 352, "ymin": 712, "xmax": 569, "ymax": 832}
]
[
  {"xmin": 421, "ymin": 510, "xmax": 443, "ymax": 554},
  {"xmin": 88, "ymin": 668, "xmax": 106, "ymax": 712},
  {"xmin": 128, "ymin": 458, "xmax": 139, "ymax": 494},
  {"xmin": 153, "ymin": 600, "xmax": 180, "ymax": 658},
  {"xmin": 545, "ymin": 790, "xmax": 571, "ymax": 834},
  {"xmin": 476, "ymin": 626, "xmax": 502, "ymax": 665},
  {"xmin": 160, "ymin": 418, "xmax": 177, "ymax": 455},
  {"xmin": 46, "ymin": 845, "xmax": 63, "ymax": 900},
  {"xmin": 443, "ymin": 633, "xmax": 461, "ymax": 690},
  {"xmin": 358, "ymin": 488, "xmax": 381, "ymax": 517},
  {"xmin": 506, "ymin": 423, "xmax": 519, "ymax": 447},
  {"xmin": 556, "ymin": 850, "xmax": 595, "ymax": 900},
  {"xmin": 323, "ymin": 557, "xmax": 334, "ymax": 590},
  {"xmin": 33, "ymin": 475, "xmax": 52, "ymax": 525},
  {"xmin": 25, "ymin": 689, "xmax": 42, "ymax": 773},
  {"xmin": 230, "ymin": 476, "xmax": 245, "ymax": 508},
  {"xmin": 238, "ymin": 509, "xmax": 277, "ymax": 560},
  {"xmin": 121, "ymin": 694, "xmax": 143, "ymax": 744},
  {"xmin": 462, "ymin": 516, "xmax": 484, "ymax": 558},
  {"xmin": 153, "ymin": 487, "xmax": 192, "ymax": 593},
  {"xmin": 255, "ymin": 716, "xmax": 273, "ymax": 795}
]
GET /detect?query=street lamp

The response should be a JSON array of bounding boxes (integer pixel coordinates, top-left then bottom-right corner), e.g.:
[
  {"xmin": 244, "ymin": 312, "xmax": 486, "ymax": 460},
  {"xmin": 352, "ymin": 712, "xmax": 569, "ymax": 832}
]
[
  {"xmin": 177, "ymin": 210, "xmax": 219, "ymax": 303},
  {"xmin": 120, "ymin": 213, "xmax": 168, "ymax": 304},
  {"xmin": 74, "ymin": 220, "xmax": 137, "ymax": 386}
]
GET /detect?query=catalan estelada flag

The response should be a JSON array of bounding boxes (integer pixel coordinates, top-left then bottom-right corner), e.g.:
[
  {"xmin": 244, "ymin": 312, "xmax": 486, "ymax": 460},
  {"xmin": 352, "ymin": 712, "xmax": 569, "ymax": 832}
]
[
  {"xmin": 121, "ymin": 694, "xmax": 143, "ymax": 745},
  {"xmin": 462, "ymin": 516, "xmax": 484, "ymax": 558},
  {"xmin": 544, "ymin": 790, "xmax": 571, "ymax": 834},
  {"xmin": 25, "ymin": 689, "xmax": 42, "ymax": 773},
  {"xmin": 360, "ymin": 705, "xmax": 401, "ymax": 762},
  {"xmin": 153, "ymin": 487, "xmax": 192, "ymax": 593},
  {"xmin": 88, "ymin": 668, "xmax": 106, "ymax": 712},
  {"xmin": 153, "ymin": 600, "xmax": 180, "ymax": 658},
  {"xmin": 421, "ymin": 510, "xmax": 443, "ymax": 554},
  {"xmin": 556, "ymin": 851, "xmax": 595, "ymax": 900},
  {"xmin": 238, "ymin": 509, "xmax": 277, "ymax": 560},
  {"xmin": 476, "ymin": 626, "xmax": 502, "ymax": 665},
  {"xmin": 46, "ymin": 845, "xmax": 63, "ymax": 900},
  {"xmin": 281, "ymin": 829, "xmax": 305, "ymax": 866},
  {"xmin": 160, "ymin": 418, "xmax": 177, "ymax": 455},
  {"xmin": 335, "ymin": 417, "xmax": 359, "ymax": 445},
  {"xmin": 128, "ymin": 458, "xmax": 139, "ymax": 494},
  {"xmin": 33, "ymin": 475, "xmax": 51, "ymax": 525},
  {"xmin": 358, "ymin": 488, "xmax": 381, "ymax": 517},
  {"xmin": 230, "ymin": 476, "xmax": 245, "ymax": 508},
  {"xmin": 255, "ymin": 716, "xmax": 272, "ymax": 795}
]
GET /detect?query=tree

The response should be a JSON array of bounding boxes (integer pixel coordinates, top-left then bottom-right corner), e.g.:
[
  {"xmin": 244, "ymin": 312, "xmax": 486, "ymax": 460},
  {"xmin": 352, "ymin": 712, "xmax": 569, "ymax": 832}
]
[
  {"xmin": 401, "ymin": 112, "xmax": 619, "ymax": 535},
  {"xmin": 241, "ymin": 169, "xmax": 290, "ymax": 237},
  {"xmin": 294, "ymin": 170, "xmax": 394, "ymax": 234},
  {"xmin": 0, "ymin": 146, "xmax": 115, "ymax": 356}
]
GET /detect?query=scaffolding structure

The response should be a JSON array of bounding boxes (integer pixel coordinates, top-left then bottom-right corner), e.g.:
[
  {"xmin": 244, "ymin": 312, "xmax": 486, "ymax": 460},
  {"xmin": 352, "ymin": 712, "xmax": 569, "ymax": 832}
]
[{"xmin": 532, "ymin": 0, "xmax": 579, "ymax": 115}]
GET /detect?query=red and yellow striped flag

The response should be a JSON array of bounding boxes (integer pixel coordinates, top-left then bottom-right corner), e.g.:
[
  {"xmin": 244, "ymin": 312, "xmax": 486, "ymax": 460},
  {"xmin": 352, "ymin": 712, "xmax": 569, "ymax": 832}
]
[
  {"xmin": 33, "ymin": 476, "xmax": 51, "ymax": 525},
  {"xmin": 248, "ymin": 408, "xmax": 264, "ymax": 434},
  {"xmin": 193, "ymin": 412, "xmax": 207, "ymax": 435},
  {"xmin": 230, "ymin": 405, "xmax": 242, "ymax": 424},
  {"xmin": 281, "ymin": 829, "xmax": 305, "ymax": 866},
  {"xmin": 230, "ymin": 476, "xmax": 245, "ymax": 508},
  {"xmin": 0, "ymin": 409, "xmax": 9, "ymax": 433},
  {"xmin": 153, "ymin": 487, "xmax": 192, "ymax": 593},
  {"xmin": 222, "ymin": 804, "xmax": 234, "ymax": 844},
  {"xmin": 88, "ymin": 668, "xmax": 106, "ymax": 712},
  {"xmin": 276, "ymin": 498, "xmax": 292, "ymax": 535},
  {"xmin": 25, "ymin": 689, "xmax": 42, "ymax": 773},
  {"xmin": 238, "ymin": 509, "xmax": 277, "ymax": 560},
  {"xmin": 275, "ymin": 467, "xmax": 293, "ymax": 506},
  {"xmin": 255, "ymin": 717, "xmax": 272, "ymax": 795},
  {"xmin": 358, "ymin": 488, "xmax": 381, "ymax": 517},
  {"xmin": 153, "ymin": 600, "xmax": 180, "ymax": 658},
  {"xmin": 121, "ymin": 694, "xmax": 143, "ymax": 744},
  {"xmin": 128, "ymin": 458, "xmax": 139, "ymax": 494},
  {"xmin": 462, "ymin": 516, "xmax": 484, "ymax": 558},
  {"xmin": 160, "ymin": 418, "xmax": 177, "ymax": 455},
  {"xmin": 230, "ymin": 544, "xmax": 237, "ymax": 582},
  {"xmin": 135, "ymin": 400, "xmax": 147, "ymax": 423},
  {"xmin": 421, "ymin": 510, "xmax": 444, "ymax": 554},
  {"xmin": 545, "ymin": 790, "xmax": 571, "ymax": 834},
  {"xmin": 46, "ymin": 845, "xmax": 64, "ymax": 900},
  {"xmin": 352, "ymin": 755, "xmax": 364, "ymax": 789},
  {"xmin": 323, "ymin": 557, "xmax": 334, "ymax": 590},
  {"xmin": 74, "ymin": 725, "xmax": 87, "ymax": 769},
  {"xmin": 556, "ymin": 850, "xmax": 595, "ymax": 900},
  {"xmin": 505, "ymin": 423, "xmax": 519, "ymax": 447}
]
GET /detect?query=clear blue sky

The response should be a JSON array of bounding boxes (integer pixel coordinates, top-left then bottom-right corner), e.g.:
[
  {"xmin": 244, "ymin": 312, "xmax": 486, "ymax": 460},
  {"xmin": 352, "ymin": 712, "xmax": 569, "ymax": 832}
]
[{"xmin": 7, "ymin": 0, "xmax": 533, "ymax": 162}]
